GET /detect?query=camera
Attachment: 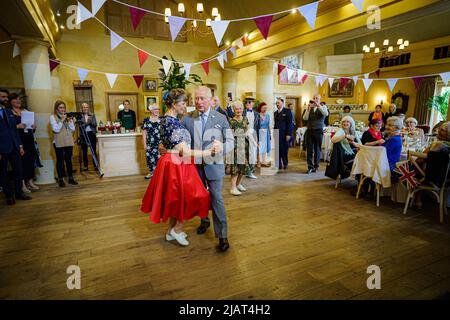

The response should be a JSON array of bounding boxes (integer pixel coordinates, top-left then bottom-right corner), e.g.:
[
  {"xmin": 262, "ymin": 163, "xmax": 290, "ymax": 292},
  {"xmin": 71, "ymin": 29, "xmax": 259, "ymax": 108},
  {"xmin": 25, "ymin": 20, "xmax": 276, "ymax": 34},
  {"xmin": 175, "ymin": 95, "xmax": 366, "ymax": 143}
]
[{"xmin": 66, "ymin": 112, "xmax": 83, "ymax": 120}]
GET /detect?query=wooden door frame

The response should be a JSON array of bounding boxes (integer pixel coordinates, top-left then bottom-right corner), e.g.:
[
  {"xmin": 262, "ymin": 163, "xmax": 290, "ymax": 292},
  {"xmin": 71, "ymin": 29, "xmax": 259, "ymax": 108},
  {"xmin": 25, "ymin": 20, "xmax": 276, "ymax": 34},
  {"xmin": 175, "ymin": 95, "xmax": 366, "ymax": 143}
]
[{"xmin": 106, "ymin": 92, "xmax": 139, "ymax": 122}]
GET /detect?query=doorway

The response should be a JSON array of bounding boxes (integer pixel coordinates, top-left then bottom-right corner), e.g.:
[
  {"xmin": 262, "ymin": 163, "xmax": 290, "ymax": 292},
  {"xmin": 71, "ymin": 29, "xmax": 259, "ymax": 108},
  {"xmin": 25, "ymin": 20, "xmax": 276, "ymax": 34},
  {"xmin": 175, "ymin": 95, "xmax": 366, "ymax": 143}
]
[{"xmin": 106, "ymin": 92, "xmax": 139, "ymax": 123}]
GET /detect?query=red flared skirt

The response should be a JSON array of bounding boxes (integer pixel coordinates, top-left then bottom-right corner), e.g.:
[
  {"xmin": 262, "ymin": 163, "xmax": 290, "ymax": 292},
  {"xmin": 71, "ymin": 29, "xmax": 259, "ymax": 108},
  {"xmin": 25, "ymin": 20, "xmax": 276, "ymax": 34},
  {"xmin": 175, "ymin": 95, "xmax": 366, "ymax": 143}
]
[{"xmin": 141, "ymin": 153, "xmax": 210, "ymax": 223}]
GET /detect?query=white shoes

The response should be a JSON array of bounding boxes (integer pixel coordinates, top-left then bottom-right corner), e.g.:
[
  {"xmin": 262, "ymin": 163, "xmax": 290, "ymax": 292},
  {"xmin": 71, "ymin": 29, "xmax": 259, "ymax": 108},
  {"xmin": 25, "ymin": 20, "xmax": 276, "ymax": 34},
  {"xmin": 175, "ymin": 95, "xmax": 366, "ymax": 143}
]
[
  {"xmin": 246, "ymin": 173, "xmax": 257, "ymax": 179},
  {"xmin": 230, "ymin": 188, "xmax": 242, "ymax": 196},
  {"xmin": 237, "ymin": 184, "xmax": 247, "ymax": 192},
  {"xmin": 167, "ymin": 228, "xmax": 189, "ymax": 246},
  {"xmin": 165, "ymin": 231, "xmax": 188, "ymax": 241}
]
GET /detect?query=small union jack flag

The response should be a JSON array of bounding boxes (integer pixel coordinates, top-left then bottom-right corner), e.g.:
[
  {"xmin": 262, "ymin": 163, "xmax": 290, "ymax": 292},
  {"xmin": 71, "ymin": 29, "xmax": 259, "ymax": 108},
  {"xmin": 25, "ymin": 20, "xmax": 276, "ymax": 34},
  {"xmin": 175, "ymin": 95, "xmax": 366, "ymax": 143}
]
[{"xmin": 394, "ymin": 161, "xmax": 419, "ymax": 190}]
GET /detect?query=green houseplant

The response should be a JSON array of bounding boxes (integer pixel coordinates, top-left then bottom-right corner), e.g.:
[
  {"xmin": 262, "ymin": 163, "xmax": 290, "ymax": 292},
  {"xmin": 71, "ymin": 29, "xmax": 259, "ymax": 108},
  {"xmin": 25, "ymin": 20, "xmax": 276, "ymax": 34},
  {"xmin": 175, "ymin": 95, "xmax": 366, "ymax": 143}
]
[
  {"xmin": 426, "ymin": 90, "xmax": 449, "ymax": 119},
  {"xmin": 158, "ymin": 54, "xmax": 203, "ymax": 112}
]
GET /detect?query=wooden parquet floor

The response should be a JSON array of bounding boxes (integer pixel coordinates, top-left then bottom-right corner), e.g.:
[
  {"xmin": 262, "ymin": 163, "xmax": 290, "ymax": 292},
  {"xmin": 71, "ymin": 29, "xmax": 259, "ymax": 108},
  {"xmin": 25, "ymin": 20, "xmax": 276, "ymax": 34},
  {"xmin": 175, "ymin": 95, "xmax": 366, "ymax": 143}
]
[{"xmin": 1, "ymin": 151, "xmax": 450, "ymax": 300}]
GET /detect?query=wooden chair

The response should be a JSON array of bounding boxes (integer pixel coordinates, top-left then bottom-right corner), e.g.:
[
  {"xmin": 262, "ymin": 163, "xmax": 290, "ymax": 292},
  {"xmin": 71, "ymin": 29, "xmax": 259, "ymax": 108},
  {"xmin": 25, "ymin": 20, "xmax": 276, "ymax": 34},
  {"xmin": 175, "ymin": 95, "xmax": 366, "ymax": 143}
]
[{"xmin": 403, "ymin": 153, "xmax": 450, "ymax": 223}]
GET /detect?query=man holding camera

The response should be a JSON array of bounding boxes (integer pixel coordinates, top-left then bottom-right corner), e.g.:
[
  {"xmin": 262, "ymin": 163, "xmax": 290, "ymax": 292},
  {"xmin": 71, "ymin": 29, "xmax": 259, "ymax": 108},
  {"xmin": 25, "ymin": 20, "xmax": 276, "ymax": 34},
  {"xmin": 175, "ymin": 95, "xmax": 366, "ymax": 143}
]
[{"xmin": 303, "ymin": 94, "xmax": 329, "ymax": 174}]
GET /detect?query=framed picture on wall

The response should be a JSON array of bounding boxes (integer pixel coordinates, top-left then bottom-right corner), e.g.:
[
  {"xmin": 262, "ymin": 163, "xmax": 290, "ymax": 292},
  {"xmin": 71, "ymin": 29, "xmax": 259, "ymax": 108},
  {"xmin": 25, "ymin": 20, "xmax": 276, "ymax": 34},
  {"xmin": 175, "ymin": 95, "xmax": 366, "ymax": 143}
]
[
  {"xmin": 144, "ymin": 95, "xmax": 159, "ymax": 112},
  {"xmin": 328, "ymin": 79, "xmax": 354, "ymax": 97},
  {"xmin": 143, "ymin": 78, "xmax": 158, "ymax": 92}
]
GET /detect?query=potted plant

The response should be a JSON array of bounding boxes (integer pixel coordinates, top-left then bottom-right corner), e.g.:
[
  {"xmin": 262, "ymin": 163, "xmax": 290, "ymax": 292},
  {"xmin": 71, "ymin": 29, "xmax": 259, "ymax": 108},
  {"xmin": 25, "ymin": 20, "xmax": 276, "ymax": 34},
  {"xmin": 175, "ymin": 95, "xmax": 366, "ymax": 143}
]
[
  {"xmin": 158, "ymin": 54, "xmax": 203, "ymax": 112},
  {"xmin": 426, "ymin": 90, "xmax": 449, "ymax": 119}
]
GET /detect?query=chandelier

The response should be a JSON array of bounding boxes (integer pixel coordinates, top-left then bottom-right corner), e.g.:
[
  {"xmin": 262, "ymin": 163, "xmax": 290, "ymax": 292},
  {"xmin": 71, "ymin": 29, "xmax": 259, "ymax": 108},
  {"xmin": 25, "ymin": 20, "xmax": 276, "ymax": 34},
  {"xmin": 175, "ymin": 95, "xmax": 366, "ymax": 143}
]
[
  {"xmin": 164, "ymin": 2, "xmax": 221, "ymax": 38},
  {"xmin": 362, "ymin": 38, "xmax": 410, "ymax": 58}
]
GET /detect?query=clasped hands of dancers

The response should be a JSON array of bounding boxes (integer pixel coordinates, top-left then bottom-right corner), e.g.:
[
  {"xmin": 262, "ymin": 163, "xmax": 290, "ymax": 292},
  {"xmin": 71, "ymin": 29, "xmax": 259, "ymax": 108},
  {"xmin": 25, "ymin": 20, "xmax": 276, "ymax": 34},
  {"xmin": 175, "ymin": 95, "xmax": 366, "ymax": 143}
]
[{"xmin": 141, "ymin": 86, "xmax": 232, "ymax": 252}]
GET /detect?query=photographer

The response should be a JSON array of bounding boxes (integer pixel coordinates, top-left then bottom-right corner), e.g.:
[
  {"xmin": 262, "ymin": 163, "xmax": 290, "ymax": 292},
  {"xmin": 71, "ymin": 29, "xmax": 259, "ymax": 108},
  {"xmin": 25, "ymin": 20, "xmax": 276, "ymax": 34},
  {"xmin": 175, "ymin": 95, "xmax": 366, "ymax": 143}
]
[
  {"xmin": 80, "ymin": 102, "xmax": 97, "ymax": 171},
  {"xmin": 50, "ymin": 100, "xmax": 78, "ymax": 187}
]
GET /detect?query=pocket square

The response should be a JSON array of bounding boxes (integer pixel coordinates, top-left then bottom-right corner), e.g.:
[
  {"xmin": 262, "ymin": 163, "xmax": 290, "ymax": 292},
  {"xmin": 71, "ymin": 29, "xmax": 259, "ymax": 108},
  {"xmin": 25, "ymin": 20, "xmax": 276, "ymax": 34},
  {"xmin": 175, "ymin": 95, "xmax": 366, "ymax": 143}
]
[{"xmin": 214, "ymin": 124, "xmax": 222, "ymax": 129}]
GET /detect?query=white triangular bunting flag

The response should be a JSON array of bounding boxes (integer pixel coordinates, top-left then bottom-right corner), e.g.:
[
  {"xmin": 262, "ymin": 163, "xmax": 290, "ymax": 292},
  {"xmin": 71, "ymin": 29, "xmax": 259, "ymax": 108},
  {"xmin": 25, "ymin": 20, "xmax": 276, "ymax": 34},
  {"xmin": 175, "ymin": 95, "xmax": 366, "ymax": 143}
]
[
  {"xmin": 315, "ymin": 76, "xmax": 321, "ymax": 88},
  {"xmin": 110, "ymin": 31, "xmax": 124, "ymax": 51},
  {"xmin": 364, "ymin": 73, "xmax": 370, "ymax": 79},
  {"xmin": 106, "ymin": 73, "xmax": 118, "ymax": 88},
  {"xmin": 317, "ymin": 75, "xmax": 326, "ymax": 87},
  {"xmin": 12, "ymin": 42, "xmax": 20, "ymax": 58},
  {"xmin": 352, "ymin": 76, "xmax": 359, "ymax": 85},
  {"xmin": 287, "ymin": 68, "xmax": 295, "ymax": 81},
  {"xmin": 91, "ymin": 0, "xmax": 106, "ymax": 16},
  {"xmin": 77, "ymin": 68, "xmax": 89, "ymax": 83},
  {"xmin": 162, "ymin": 59, "xmax": 172, "ymax": 75},
  {"xmin": 440, "ymin": 72, "xmax": 450, "ymax": 85},
  {"xmin": 168, "ymin": 16, "xmax": 187, "ymax": 42},
  {"xmin": 230, "ymin": 46, "xmax": 237, "ymax": 58},
  {"xmin": 328, "ymin": 78, "xmax": 335, "ymax": 88},
  {"xmin": 221, "ymin": 50, "xmax": 228, "ymax": 63},
  {"xmin": 217, "ymin": 54, "xmax": 224, "ymax": 69},
  {"xmin": 298, "ymin": 1, "xmax": 319, "ymax": 30},
  {"xmin": 362, "ymin": 79, "xmax": 373, "ymax": 91},
  {"xmin": 183, "ymin": 63, "xmax": 191, "ymax": 80},
  {"xmin": 351, "ymin": 0, "xmax": 365, "ymax": 13},
  {"xmin": 76, "ymin": 1, "xmax": 93, "ymax": 25},
  {"xmin": 236, "ymin": 39, "xmax": 244, "ymax": 50},
  {"xmin": 210, "ymin": 20, "xmax": 230, "ymax": 46},
  {"xmin": 386, "ymin": 78, "xmax": 398, "ymax": 91}
]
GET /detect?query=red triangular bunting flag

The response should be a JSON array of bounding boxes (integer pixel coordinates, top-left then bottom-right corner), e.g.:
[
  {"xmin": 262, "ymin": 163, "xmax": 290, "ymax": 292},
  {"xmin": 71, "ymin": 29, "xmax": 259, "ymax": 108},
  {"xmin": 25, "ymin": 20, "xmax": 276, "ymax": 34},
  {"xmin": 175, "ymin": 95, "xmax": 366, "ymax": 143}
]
[
  {"xmin": 339, "ymin": 77, "xmax": 350, "ymax": 87},
  {"xmin": 277, "ymin": 64, "xmax": 286, "ymax": 75},
  {"xmin": 301, "ymin": 73, "xmax": 308, "ymax": 84},
  {"xmin": 242, "ymin": 35, "xmax": 248, "ymax": 46},
  {"xmin": 129, "ymin": 7, "xmax": 146, "ymax": 30},
  {"xmin": 138, "ymin": 49, "xmax": 149, "ymax": 67},
  {"xmin": 201, "ymin": 61, "xmax": 209, "ymax": 75},
  {"xmin": 254, "ymin": 15, "xmax": 273, "ymax": 40},
  {"xmin": 49, "ymin": 59, "xmax": 60, "ymax": 72},
  {"xmin": 413, "ymin": 77, "xmax": 423, "ymax": 90},
  {"xmin": 133, "ymin": 75, "xmax": 144, "ymax": 88}
]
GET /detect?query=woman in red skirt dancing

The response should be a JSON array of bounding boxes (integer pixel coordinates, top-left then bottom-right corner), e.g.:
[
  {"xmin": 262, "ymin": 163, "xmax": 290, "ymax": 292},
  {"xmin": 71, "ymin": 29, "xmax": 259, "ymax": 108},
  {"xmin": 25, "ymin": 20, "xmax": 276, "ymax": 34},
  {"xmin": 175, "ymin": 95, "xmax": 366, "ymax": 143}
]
[{"xmin": 141, "ymin": 89, "xmax": 219, "ymax": 246}]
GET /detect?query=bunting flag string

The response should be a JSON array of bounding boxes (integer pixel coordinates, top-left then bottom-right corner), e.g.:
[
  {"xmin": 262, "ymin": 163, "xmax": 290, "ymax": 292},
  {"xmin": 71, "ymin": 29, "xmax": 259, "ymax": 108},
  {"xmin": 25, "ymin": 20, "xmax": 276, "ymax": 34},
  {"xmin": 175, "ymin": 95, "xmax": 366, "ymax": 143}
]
[
  {"xmin": 129, "ymin": 7, "xmax": 146, "ymax": 30},
  {"xmin": 440, "ymin": 72, "xmax": 450, "ymax": 85},
  {"xmin": 133, "ymin": 75, "xmax": 144, "ymax": 88},
  {"xmin": 110, "ymin": 31, "xmax": 124, "ymax": 50}
]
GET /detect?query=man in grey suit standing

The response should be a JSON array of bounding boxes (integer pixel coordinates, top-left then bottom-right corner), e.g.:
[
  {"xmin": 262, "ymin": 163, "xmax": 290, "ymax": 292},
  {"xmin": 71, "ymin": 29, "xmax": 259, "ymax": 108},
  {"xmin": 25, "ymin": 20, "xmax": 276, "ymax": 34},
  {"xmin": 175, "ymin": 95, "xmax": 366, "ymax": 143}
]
[{"xmin": 182, "ymin": 86, "xmax": 234, "ymax": 252}]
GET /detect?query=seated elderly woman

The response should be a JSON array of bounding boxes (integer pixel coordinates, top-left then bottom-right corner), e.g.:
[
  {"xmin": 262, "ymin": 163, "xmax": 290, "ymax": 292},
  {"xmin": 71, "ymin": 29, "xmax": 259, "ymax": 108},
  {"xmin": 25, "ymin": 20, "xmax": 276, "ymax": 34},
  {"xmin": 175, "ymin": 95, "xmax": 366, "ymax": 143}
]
[
  {"xmin": 361, "ymin": 119, "xmax": 385, "ymax": 146},
  {"xmin": 402, "ymin": 117, "xmax": 425, "ymax": 143},
  {"xmin": 383, "ymin": 116, "xmax": 404, "ymax": 172},
  {"xmin": 326, "ymin": 116, "xmax": 360, "ymax": 180},
  {"xmin": 331, "ymin": 116, "xmax": 361, "ymax": 160}
]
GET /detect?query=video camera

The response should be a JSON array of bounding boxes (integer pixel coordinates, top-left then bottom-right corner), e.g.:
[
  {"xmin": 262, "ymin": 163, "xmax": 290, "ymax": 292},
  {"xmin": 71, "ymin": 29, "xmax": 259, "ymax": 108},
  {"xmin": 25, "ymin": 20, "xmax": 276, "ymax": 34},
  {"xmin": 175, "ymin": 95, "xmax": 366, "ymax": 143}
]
[{"xmin": 66, "ymin": 112, "xmax": 83, "ymax": 121}]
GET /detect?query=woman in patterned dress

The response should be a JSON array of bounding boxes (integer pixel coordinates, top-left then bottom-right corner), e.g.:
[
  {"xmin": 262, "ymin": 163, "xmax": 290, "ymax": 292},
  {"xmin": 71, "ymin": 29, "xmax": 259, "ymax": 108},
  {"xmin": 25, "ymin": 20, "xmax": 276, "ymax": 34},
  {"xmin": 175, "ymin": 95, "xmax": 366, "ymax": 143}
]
[
  {"xmin": 229, "ymin": 100, "xmax": 255, "ymax": 196},
  {"xmin": 141, "ymin": 105, "xmax": 160, "ymax": 179},
  {"xmin": 141, "ymin": 89, "xmax": 220, "ymax": 247}
]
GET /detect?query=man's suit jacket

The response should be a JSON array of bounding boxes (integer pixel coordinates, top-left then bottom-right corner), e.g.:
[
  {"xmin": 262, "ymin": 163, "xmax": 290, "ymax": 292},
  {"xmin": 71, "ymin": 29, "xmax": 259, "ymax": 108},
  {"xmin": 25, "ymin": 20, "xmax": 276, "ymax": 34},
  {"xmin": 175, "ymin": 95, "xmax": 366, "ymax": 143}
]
[
  {"xmin": 243, "ymin": 109, "xmax": 261, "ymax": 140},
  {"xmin": 182, "ymin": 108, "xmax": 234, "ymax": 181},
  {"xmin": 215, "ymin": 106, "xmax": 229, "ymax": 121},
  {"xmin": 274, "ymin": 107, "xmax": 294, "ymax": 138},
  {"xmin": 0, "ymin": 107, "xmax": 22, "ymax": 154}
]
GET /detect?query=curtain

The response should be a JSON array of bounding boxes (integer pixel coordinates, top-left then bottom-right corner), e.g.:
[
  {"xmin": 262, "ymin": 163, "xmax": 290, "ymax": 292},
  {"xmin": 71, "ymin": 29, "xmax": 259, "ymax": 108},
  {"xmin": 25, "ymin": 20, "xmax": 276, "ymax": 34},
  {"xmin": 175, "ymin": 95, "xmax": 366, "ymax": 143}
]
[{"xmin": 414, "ymin": 76, "xmax": 436, "ymax": 124}]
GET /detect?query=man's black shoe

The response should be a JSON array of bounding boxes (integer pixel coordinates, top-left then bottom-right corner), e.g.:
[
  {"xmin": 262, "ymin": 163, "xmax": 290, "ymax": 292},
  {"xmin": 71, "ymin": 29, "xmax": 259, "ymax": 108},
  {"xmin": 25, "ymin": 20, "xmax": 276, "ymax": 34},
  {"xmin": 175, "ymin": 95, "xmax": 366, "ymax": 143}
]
[
  {"xmin": 217, "ymin": 238, "xmax": 230, "ymax": 252},
  {"xmin": 197, "ymin": 220, "xmax": 210, "ymax": 234}
]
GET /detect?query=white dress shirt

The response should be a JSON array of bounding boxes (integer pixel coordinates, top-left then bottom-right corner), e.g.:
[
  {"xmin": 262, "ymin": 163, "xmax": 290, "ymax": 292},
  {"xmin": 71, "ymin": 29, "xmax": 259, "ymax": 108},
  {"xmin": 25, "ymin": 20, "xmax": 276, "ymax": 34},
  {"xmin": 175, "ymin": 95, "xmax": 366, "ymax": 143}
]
[{"xmin": 303, "ymin": 104, "xmax": 329, "ymax": 120}]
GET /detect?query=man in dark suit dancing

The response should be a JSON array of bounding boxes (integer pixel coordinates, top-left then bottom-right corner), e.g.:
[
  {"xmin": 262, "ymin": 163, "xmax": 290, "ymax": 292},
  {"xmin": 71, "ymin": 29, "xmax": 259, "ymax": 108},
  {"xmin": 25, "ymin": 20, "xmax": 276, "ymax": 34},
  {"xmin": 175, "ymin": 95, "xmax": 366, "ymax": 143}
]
[
  {"xmin": 0, "ymin": 88, "xmax": 31, "ymax": 205},
  {"xmin": 274, "ymin": 98, "xmax": 293, "ymax": 170}
]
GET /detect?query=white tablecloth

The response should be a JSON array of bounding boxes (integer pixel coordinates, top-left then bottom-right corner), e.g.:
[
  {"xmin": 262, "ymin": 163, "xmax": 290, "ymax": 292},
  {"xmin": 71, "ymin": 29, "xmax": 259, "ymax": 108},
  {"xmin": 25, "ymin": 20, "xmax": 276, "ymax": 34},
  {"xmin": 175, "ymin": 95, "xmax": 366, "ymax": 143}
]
[{"xmin": 351, "ymin": 145, "xmax": 392, "ymax": 188}]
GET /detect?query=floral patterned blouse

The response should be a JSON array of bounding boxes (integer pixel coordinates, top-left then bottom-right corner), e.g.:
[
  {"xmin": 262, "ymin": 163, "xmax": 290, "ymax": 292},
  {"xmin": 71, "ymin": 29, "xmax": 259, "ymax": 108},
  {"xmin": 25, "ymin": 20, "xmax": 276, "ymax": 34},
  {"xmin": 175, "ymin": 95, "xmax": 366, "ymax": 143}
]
[{"xmin": 160, "ymin": 115, "xmax": 191, "ymax": 150}]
